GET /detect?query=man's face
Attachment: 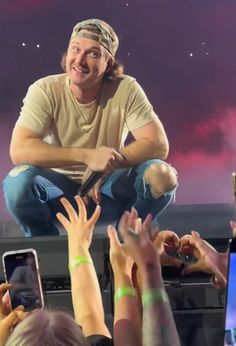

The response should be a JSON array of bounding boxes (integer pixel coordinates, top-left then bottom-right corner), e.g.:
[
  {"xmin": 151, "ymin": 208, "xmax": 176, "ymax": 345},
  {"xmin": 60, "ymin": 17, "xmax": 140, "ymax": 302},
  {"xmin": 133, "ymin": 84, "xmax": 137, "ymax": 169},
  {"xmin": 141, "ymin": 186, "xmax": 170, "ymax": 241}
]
[{"xmin": 66, "ymin": 31, "xmax": 110, "ymax": 90}]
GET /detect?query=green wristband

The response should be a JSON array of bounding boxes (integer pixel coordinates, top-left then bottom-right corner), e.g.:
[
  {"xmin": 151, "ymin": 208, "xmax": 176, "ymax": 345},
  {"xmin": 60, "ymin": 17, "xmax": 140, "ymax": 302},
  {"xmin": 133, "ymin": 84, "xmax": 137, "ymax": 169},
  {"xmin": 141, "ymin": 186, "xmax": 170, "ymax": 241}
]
[
  {"xmin": 142, "ymin": 288, "xmax": 169, "ymax": 307},
  {"xmin": 114, "ymin": 286, "xmax": 137, "ymax": 302},
  {"xmin": 69, "ymin": 256, "xmax": 92, "ymax": 271}
]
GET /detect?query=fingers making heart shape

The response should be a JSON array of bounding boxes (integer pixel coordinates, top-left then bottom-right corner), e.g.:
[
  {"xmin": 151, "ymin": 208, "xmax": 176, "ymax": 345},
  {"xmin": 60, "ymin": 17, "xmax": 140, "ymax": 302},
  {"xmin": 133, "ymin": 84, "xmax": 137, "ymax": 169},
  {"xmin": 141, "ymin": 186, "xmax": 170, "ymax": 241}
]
[
  {"xmin": 152, "ymin": 229, "xmax": 222, "ymax": 277},
  {"xmin": 132, "ymin": 229, "xmax": 225, "ymax": 298},
  {"xmin": 130, "ymin": 223, "xmax": 224, "ymax": 292},
  {"xmin": 178, "ymin": 231, "xmax": 225, "ymax": 276},
  {"xmin": 153, "ymin": 230, "xmax": 183, "ymax": 267}
]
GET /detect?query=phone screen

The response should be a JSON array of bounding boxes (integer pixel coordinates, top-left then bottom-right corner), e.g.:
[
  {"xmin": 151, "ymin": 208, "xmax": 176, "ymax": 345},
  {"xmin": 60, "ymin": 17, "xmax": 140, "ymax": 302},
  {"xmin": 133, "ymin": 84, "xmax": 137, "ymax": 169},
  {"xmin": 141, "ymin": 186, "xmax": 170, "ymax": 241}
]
[
  {"xmin": 224, "ymin": 240, "xmax": 236, "ymax": 345},
  {"xmin": 3, "ymin": 250, "xmax": 44, "ymax": 311}
]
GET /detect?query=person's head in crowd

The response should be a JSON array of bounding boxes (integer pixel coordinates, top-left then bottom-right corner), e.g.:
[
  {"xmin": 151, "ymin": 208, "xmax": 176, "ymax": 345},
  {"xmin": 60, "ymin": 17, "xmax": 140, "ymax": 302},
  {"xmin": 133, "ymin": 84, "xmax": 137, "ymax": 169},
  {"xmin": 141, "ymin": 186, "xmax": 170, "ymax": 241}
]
[
  {"xmin": 60, "ymin": 18, "xmax": 124, "ymax": 80},
  {"xmin": 5, "ymin": 309, "xmax": 89, "ymax": 346}
]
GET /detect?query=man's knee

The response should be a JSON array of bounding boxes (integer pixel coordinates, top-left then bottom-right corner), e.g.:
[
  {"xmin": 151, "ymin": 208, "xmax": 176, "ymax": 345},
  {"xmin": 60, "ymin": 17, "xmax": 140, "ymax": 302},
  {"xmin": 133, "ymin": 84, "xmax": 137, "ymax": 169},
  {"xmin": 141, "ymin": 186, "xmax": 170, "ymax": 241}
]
[
  {"xmin": 143, "ymin": 162, "xmax": 177, "ymax": 198},
  {"xmin": 3, "ymin": 164, "xmax": 37, "ymax": 208}
]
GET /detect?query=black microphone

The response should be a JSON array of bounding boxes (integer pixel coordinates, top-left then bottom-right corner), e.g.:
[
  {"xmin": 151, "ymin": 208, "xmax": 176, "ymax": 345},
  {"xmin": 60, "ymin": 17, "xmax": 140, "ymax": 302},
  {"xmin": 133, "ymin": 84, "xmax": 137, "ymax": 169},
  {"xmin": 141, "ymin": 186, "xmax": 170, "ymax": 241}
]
[{"xmin": 78, "ymin": 171, "xmax": 103, "ymax": 197}]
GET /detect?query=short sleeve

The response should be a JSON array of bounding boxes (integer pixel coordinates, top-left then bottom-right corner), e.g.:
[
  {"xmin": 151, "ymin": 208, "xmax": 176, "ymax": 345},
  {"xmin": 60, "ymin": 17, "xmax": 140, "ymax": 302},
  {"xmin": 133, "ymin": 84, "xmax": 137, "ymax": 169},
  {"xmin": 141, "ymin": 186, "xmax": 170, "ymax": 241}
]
[
  {"xmin": 16, "ymin": 81, "xmax": 53, "ymax": 136},
  {"xmin": 124, "ymin": 80, "xmax": 157, "ymax": 132}
]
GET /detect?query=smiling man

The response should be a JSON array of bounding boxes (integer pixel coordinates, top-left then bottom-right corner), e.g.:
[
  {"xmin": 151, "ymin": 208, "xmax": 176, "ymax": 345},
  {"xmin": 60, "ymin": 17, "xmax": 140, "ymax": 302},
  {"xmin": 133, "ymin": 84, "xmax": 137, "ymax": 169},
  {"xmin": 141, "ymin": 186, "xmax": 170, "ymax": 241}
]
[{"xmin": 3, "ymin": 19, "xmax": 178, "ymax": 237}]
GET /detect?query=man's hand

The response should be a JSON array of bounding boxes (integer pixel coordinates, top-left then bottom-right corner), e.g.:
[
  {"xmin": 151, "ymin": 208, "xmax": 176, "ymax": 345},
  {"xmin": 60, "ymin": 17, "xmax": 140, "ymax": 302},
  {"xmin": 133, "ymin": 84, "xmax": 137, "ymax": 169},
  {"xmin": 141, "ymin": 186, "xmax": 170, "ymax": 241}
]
[
  {"xmin": 85, "ymin": 146, "xmax": 124, "ymax": 174},
  {"xmin": 82, "ymin": 147, "xmax": 124, "ymax": 205}
]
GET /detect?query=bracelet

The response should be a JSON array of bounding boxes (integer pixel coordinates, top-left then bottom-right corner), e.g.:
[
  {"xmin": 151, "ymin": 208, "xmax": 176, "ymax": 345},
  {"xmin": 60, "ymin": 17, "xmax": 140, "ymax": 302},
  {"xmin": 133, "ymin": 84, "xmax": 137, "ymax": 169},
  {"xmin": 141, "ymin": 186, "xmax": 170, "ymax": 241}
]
[
  {"xmin": 114, "ymin": 286, "xmax": 137, "ymax": 302},
  {"xmin": 142, "ymin": 288, "xmax": 169, "ymax": 307},
  {"xmin": 69, "ymin": 256, "xmax": 92, "ymax": 271}
]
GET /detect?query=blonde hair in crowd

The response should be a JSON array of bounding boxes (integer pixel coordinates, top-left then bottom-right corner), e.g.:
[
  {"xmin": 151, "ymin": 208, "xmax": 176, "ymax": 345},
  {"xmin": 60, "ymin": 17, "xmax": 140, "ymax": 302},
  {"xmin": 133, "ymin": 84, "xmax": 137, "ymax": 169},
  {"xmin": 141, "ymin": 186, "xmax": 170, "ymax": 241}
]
[{"xmin": 5, "ymin": 310, "xmax": 89, "ymax": 346}]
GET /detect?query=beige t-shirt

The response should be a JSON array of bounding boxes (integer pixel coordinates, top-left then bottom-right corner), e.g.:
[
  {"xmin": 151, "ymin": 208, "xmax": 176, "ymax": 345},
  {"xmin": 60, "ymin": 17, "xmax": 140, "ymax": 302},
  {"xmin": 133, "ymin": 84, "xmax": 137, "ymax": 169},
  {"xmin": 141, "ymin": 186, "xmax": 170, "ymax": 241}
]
[{"xmin": 17, "ymin": 74, "xmax": 157, "ymax": 183}]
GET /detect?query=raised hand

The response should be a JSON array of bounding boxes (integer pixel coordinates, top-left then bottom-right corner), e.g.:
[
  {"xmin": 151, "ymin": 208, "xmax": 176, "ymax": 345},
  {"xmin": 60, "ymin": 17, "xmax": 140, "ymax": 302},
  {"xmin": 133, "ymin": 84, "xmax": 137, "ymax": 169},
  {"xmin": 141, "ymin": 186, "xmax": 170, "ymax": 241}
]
[
  {"xmin": 118, "ymin": 208, "xmax": 159, "ymax": 271},
  {"xmin": 107, "ymin": 225, "xmax": 134, "ymax": 277},
  {"xmin": 56, "ymin": 195, "xmax": 101, "ymax": 255}
]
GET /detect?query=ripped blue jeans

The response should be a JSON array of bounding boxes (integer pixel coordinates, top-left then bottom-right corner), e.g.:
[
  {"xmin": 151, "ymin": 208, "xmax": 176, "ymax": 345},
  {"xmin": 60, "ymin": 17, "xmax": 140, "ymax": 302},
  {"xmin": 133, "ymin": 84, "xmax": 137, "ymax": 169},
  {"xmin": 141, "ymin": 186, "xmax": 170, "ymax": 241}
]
[{"xmin": 3, "ymin": 160, "xmax": 177, "ymax": 237}]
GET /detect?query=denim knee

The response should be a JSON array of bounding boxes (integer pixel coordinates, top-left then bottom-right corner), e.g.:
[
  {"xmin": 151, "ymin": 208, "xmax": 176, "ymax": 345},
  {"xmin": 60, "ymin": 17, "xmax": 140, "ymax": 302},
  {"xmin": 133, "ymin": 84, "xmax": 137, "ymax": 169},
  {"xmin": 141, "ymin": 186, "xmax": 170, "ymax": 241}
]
[
  {"xmin": 3, "ymin": 164, "xmax": 39, "ymax": 212},
  {"xmin": 134, "ymin": 159, "xmax": 177, "ymax": 199},
  {"xmin": 143, "ymin": 161, "xmax": 178, "ymax": 198}
]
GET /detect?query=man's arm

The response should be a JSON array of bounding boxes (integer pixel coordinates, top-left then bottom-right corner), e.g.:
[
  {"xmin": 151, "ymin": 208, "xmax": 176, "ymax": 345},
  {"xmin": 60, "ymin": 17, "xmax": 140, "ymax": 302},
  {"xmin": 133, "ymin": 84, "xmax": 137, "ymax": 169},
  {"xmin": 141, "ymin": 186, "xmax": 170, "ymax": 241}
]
[
  {"xmin": 119, "ymin": 119, "xmax": 169, "ymax": 167},
  {"xmin": 10, "ymin": 125, "xmax": 123, "ymax": 171}
]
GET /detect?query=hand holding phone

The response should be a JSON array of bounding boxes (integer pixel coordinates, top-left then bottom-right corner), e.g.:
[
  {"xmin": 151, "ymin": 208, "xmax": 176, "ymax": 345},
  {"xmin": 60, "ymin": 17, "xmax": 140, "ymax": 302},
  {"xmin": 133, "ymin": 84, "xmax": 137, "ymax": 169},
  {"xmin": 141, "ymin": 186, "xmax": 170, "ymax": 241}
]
[{"xmin": 2, "ymin": 248, "xmax": 44, "ymax": 311}]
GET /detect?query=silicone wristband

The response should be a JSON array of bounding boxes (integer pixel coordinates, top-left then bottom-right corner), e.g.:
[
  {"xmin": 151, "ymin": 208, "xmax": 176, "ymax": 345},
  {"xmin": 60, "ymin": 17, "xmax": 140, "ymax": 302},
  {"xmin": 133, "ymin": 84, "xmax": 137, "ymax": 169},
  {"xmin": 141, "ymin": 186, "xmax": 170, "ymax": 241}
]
[
  {"xmin": 142, "ymin": 288, "xmax": 169, "ymax": 306},
  {"xmin": 114, "ymin": 286, "xmax": 137, "ymax": 302},
  {"xmin": 69, "ymin": 256, "xmax": 92, "ymax": 271}
]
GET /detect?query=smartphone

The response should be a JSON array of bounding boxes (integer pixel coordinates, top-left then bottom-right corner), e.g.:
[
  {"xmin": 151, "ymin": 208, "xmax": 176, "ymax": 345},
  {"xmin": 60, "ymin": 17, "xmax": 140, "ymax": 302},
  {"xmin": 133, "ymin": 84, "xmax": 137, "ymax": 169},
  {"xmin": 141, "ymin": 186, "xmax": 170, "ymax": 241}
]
[
  {"xmin": 2, "ymin": 248, "xmax": 44, "ymax": 311},
  {"xmin": 224, "ymin": 238, "xmax": 236, "ymax": 345}
]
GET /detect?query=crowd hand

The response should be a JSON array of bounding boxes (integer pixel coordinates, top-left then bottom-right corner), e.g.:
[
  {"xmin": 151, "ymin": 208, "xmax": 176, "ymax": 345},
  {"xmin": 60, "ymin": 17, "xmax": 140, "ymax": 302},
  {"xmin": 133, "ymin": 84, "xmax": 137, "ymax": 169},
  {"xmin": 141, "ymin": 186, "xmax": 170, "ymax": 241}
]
[
  {"xmin": 230, "ymin": 220, "xmax": 236, "ymax": 238},
  {"xmin": 0, "ymin": 283, "xmax": 25, "ymax": 346},
  {"xmin": 85, "ymin": 146, "xmax": 124, "ymax": 175},
  {"xmin": 107, "ymin": 226, "xmax": 134, "ymax": 278},
  {"xmin": 0, "ymin": 283, "xmax": 12, "ymax": 319},
  {"xmin": 153, "ymin": 230, "xmax": 183, "ymax": 267},
  {"xmin": 179, "ymin": 231, "xmax": 227, "ymax": 280},
  {"xmin": 56, "ymin": 195, "xmax": 101, "ymax": 254},
  {"xmin": 107, "ymin": 208, "xmax": 152, "ymax": 276},
  {"xmin": 117, "ymin": 207, "xmax": 159, "ymax": 271},
  {"xmin": 108, "ymin": 208, "xmax": 154, "ymax": 298},
  {"xmin": 0, "ymin": 309, "xmax": 26, "ymax": 346},
  {"xmin": 107, "ymin": 208, "xmax": 151, "ymax": 276},
  {"xmin": 210, "ymin": 220, "xmax": 236, "ymax": 289}
]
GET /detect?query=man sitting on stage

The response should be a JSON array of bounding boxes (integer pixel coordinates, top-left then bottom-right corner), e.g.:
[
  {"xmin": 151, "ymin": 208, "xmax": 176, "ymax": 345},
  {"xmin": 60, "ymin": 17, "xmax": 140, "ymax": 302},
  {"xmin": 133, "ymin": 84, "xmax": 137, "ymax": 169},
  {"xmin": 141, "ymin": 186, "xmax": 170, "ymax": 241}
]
[{"xmin": 3, "ymin": 18, "xmax": 177, "ymax": 237}]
